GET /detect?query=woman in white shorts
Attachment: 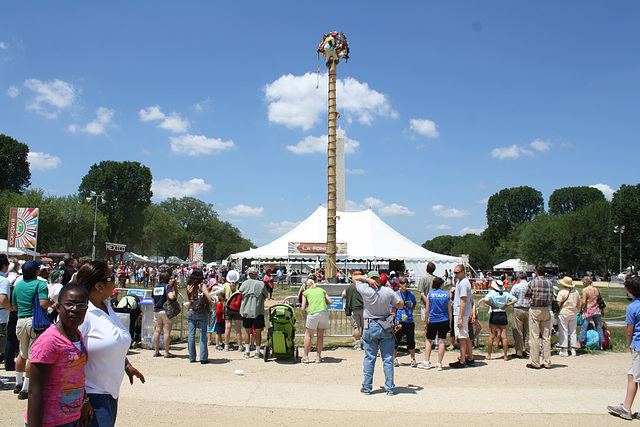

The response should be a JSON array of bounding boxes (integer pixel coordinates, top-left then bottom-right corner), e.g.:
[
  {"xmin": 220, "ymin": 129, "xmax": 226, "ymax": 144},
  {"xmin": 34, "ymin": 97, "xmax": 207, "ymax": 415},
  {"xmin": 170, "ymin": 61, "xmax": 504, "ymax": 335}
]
[{"xmin": 301, "ymin": 279, "xmax": 333, "ymax": 363}]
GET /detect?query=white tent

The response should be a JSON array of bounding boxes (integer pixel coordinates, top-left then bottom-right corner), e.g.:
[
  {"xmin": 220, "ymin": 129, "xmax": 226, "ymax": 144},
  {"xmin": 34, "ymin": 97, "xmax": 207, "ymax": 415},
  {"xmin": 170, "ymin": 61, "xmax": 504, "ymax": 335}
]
[
  {"xmin": 231, "ymin": 206, "xmax": 462, "ymax": 278},
  {"xmin": 493, "ymin": 258, "xmax": 535, "ymax": 272},
  {"xmin": 0, "ymin": 239, "xmax": 39, "ymax": 258}
]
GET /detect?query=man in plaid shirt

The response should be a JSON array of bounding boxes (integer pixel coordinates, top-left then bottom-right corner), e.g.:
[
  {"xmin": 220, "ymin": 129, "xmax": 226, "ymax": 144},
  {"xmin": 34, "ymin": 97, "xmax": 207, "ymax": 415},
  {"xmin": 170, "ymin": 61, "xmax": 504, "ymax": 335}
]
[{"xmin": 525, "ymin": 264, "xmax": 553, "ymax": 369}]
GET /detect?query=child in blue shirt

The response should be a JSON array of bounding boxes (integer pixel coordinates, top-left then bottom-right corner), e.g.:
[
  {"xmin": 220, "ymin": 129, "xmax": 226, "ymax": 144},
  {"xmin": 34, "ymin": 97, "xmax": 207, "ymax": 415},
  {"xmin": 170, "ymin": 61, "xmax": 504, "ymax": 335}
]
[
  {"xmin": 392, "ymin": 278, "xmax": 417, "ymax": 367},
  {"xmin": 608, "ymin": 276, "xmax": 640, "ymax": 420}
]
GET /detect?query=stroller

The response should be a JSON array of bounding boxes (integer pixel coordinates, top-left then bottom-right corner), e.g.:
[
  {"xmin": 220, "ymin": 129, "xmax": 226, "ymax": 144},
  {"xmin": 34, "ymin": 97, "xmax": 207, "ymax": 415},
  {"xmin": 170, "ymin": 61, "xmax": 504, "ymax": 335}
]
[
  {"xmin": 263, "ymin": 303, "xmax": 298, "ymax": 363},
  {"xmin": 114, "ymin": 294, "xmax": 142, "ymax": 348}
]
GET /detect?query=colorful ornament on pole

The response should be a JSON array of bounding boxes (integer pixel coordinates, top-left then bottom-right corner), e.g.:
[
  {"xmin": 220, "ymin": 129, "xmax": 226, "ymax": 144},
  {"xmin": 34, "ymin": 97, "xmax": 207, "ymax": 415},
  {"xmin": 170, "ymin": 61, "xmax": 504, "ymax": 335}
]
[{"xmin": 318, "ymin": 31, "xmax": 349, "ymax": 64}]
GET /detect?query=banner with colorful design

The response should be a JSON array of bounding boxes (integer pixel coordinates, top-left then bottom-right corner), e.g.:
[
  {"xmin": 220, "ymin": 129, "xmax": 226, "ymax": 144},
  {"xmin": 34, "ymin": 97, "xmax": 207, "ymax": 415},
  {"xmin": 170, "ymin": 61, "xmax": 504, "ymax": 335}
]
[
  {"xmin": 189, "ymin": 243, "xmax": 203, "ymax": 263},
  {"xmin": 288, "ymin": 242, "xmax": 347, "ymax": 255},
  {"xmin": 7, "ymin": 207, "xmax": 39, "ymax": 249}
]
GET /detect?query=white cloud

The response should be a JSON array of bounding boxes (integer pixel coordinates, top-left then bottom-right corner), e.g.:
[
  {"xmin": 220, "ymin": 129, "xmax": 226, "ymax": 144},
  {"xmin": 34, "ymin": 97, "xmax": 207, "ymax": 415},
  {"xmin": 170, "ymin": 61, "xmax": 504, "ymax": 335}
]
[
  {"xmin": 152, "ymin": 178, "xmax": 212, "ymax": 199},
  {"xmin": 28, "ymin": 152, "xmax": 62, "ymax": 171},
  {"xmin": 267, "ymin": 220, "xmax": 301, "ymax": 235},
  {"xmin": 265, "ymin": 72, "xmax": 397, "ymax": 131},
  {"xmin": 426, "ymin": 224, "xmax": 452, "ymax": 230},
  {"xmin": 23, "ymin": 78, "xmax": 77, "ymax": 118},
  {"xmin": 590, "ymin": 183, "xmax": 615, "ymax": 201},
  {"xmin": 379, "ymin": 203, "xmax": 415, "ymax": 217},
  {"xmin": 432, "ymin": 205, "xmax": 471, "ymax": 218},
  {"xmin": 138, "ymin": 105, "xmax": 189, "ymax": 133},
  {"xmin": 225, "ymin": 204, "xmax": 265, "ymax": 217},
  {"xmin": 459, "ymin": 227, "xmax": 485, "ymax": 235},
  {"xmin": 345, "ymin": 197, "xmax": 414, "ymax": 217},
  {"xmin": 77, "ymin": 107, "xmax": 115, "ymax": 135},
  {"xmin": 0, "ymin": 42, "xmax": 7, "ymax": 49},
  {"xmin": 409, "ymin": 118, "xmax": 439, "ymax": 138},
  {"xmin": 139, "ymin": 105, "xmax": 165, "ymax": 121},
  {"xmin": 169, "ymin": 134, "xmax": 235, "ymax": 156},
  {"xmin": 492, "ymin": 139, "xmax": 552, "ymax": 160},
  {"xmin": 346, "ymin": 168, "xmax": 365, "ymax": 175},
  {"xmin": 7, "ymin": 86, "xmax": 19, "ymax": 98},
  {"xmin": 477, "ymin": 197, "xmax": 489, "ymax": 204},
  {"xmin": 530, "ymin": 138, "xmax": 552, "ymax": 152},
  {"xmin": 194, "ymin": 97, "xmax": 211, "ymax": 112},
  {"xmin": 285, "ymin": 133, "xmax": 359, "ymax": 155}
]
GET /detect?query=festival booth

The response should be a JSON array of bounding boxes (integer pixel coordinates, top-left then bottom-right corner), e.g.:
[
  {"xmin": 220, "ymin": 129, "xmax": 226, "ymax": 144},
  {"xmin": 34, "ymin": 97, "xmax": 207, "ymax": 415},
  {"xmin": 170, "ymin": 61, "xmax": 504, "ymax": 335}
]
[
  {"xmin": 0, "ymin": 238, "xmax": 39, "ymax": 259},
  {"xmin": 230, "ymin": 206, "xmax": 462, "ymax": 280}
]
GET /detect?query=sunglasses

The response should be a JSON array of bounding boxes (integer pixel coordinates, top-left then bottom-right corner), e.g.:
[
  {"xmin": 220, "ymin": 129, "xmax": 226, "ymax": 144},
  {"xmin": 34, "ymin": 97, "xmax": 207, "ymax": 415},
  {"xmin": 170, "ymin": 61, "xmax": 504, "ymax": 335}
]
[
  {"xmin": 103, "ymin": 276, "xmax": 115, "ymax": 283},
  {"xmin": 60, "ymin": 301, "xmax": 89, "ymax": 310},
  {"xmin": 454, "ymin": 271, "xmax": 463, "ymax": 275}
]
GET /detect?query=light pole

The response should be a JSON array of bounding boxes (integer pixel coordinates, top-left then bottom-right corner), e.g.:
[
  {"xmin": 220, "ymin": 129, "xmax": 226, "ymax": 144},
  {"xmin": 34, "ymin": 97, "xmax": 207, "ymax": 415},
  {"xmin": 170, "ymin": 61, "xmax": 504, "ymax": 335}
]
[
  {"xmin": 87, "ymin": 191, "xmax": 105, "ymax": 261},
  {"xmin": 615, "ymin": 225, "xmax": 625, "ymax": 274}
]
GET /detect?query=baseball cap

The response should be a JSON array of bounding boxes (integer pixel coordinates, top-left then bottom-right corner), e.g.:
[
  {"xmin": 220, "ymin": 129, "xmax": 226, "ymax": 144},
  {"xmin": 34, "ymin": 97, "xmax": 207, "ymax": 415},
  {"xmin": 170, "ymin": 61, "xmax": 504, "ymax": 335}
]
[
  {"xmin": 367, "ymin": 270, "xmax": 380, "ymax": 279},
  {"xmin": 22, "ymin": 260, "xmax": 43, "ymax": 279},
  {"xmin": 248, "ymin": 267, "xmax": 259, "ymax": 275}
]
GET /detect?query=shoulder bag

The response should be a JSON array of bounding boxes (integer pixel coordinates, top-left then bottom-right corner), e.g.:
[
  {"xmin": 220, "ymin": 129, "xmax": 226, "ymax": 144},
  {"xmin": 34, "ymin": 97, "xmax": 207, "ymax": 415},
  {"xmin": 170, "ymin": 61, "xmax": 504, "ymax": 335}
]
[
  {"xmin": 191, "ymin": 285, "xmax": 211, "ymax": 314},
  {"xmin": 32, "ymin": 293, "xmax": 51, "ymax": 333}
]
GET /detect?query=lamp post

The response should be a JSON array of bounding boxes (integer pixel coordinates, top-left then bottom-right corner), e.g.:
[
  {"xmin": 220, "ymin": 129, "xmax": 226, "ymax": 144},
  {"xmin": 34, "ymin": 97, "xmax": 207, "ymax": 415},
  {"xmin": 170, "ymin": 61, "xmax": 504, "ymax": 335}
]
[
  {"xmin": 615, "ymin": 225, "xmax": 625, "ymax": 274},
  {"xmin": 86, "ymin": 191, "xmax": 106, "ymax": 261}
]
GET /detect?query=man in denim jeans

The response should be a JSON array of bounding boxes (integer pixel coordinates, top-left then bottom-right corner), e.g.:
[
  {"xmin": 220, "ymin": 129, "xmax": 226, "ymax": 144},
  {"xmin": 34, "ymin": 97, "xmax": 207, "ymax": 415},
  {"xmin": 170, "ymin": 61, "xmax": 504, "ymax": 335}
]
[{"xmin": 353, "ymin": 271, "xmax": 403, "ymax": 395}]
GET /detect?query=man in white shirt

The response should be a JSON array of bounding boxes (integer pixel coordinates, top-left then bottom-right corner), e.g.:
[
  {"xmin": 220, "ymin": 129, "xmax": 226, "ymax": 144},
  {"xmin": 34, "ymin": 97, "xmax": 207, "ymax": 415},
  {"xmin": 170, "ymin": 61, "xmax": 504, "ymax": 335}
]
[{"xmin": 450, "ymin": 264, "xmax": 474, "ymax": 368}]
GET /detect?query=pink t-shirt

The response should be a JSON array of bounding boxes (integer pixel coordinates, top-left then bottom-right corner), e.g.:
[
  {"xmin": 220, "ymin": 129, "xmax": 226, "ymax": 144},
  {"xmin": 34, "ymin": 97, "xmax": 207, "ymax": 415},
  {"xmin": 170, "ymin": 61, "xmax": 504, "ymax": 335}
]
[{"xmin": 30, "ymin": 324, "xmax": 87, "ymax": 427}]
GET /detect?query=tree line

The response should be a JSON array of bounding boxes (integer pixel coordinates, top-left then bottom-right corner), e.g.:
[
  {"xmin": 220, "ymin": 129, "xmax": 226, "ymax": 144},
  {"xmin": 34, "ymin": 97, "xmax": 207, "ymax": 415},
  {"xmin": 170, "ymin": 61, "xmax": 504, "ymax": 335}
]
[
  {"xmin": 0, "ymin": 135, "xmax": 254, "ymax": 261},
  {"xmin": 423, "ymin": 185, "xmax": 640, "ymax": 278}
]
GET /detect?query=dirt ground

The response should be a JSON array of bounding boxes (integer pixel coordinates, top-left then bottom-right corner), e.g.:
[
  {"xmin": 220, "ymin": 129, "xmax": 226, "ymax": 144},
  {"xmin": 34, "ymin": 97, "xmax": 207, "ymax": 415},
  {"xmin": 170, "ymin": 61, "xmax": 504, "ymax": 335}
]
[{"xmin": 0, "ymin": 341, "xmax": 632, "ymax": 426}]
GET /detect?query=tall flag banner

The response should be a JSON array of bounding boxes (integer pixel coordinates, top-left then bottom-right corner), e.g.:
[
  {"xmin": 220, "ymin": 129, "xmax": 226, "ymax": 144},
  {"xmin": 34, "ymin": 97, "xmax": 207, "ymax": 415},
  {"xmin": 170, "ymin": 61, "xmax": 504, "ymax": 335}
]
[
  {"xmin": 189, "ymin": 243, "xmax": 203, "ymax": 263},
  {"xmin": 7, "ymin": 207, "xmax": 39, "ymax": 249}
]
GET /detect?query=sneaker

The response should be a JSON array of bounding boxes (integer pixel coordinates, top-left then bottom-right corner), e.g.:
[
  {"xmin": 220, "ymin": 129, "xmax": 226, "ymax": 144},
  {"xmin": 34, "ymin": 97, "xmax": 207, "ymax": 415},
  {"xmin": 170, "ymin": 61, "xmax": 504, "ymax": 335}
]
[
  {"xmin": 608, "ymin": 404, "xmax": 633, "ymax": 420},
  {"xmin": 353, "ymin": 343, "xmax": 361, "ymax": 350},
  {"xmin": 17, "ymin": 390, "xmax": 28, "ymax": 400},
  {"xmin": 301, "ymin": 356, "xmax": 311, "ymax": 364},
  {"xmin": 14, "ymin": 383, "xmax": 22, "ymax": 394},
  {"xmin": 418, "ymin": 361, "xmax": 431, "ymax": 370},
  {"xmin": 224, "ymin": 345, "xmax": 230, "ymax": 351},
  {"xmin": 393, "ymin": 358, "xmax": 400, "ymax": 367},
  {"xmin": 436, "ymin": 363, "xmax": 443, "ymax": 371},
  {"xmin": 254, "ymin": 351, "xmax": 263, "ymax": 359},
  {"xmin": 571, "ymin": 348, "xmax": 577, "ymax": 357},
  {"xmin": 386, "ymin": 390, "xmax": 395, "ymax": 396},
  {"xmin": 244, "ymin": 352, "xmax": 251, "ymax": 358},
  {"xmin": 239, "ymin": 347, "xmax": 245, "ymax": 352},
  {"xmin": 360, "ymin": 387, "xmax": 371, "ymax": 395},
  {"xmin": 559, "ymin": 351, "xmax": 569, "ymax": 357},
  {"xmin": 465, "ymin": 359, "xmax": 475, "ymax": 367},
  {"xmin": 315, "ymin": 357, "xmax": 323, "ymax": 363},
  {"xmin": 410, "ymin": 359, "xmax": 417, "ymax": 368},
  {"xmin": 449, "ymin": 360, "xmax": 466, "ymax": 369},
  {"xmin": 0, "ymin": 382, "xmax": 12, "ymax": 391}
]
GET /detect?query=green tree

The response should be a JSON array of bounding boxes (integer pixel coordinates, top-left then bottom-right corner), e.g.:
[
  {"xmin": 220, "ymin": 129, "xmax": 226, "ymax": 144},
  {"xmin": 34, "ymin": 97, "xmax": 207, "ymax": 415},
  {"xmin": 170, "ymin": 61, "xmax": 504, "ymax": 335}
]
[
  {"xmin": 548, "ymin": 186, "xmax": 606, "ymax": 215},
  {"xmin": 450, "ymin": 234, "xmax": 494, "ymax": 270},
  {"xmin": 422, "ymin": 235, "xmax": 460, "ymax": 255},
  {"xmin": 78, "ymin": 161, "xmax": 152, "ymax": 246},
  {"xmin": 576, "ymin": 200, "xmax": 614, "ymax": 278},
  {"xmin": 519, "ymin": 213, "xmax": 560, "ymax": 268},
  {"xmin": 611, "ymin": 184, "xmax": 640, "ymax": 268},
  {"xmin": 140, "ymin": 203, "xmax": 189, "ymax": 260},
  {"xmin": 485, "ymin": 186, "xmax": 544, "ymax": 247},
  {"xmin": 0, "ymin": 134, "xmax": 31, "ymax": 193}
]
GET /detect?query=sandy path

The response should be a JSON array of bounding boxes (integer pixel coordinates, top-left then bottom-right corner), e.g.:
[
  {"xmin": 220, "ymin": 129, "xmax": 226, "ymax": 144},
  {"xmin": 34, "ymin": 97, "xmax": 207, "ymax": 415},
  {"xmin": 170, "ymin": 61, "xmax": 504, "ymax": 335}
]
[{"xmin": 0, "ymin": 344, "xmax": 628, "ymax": 426}]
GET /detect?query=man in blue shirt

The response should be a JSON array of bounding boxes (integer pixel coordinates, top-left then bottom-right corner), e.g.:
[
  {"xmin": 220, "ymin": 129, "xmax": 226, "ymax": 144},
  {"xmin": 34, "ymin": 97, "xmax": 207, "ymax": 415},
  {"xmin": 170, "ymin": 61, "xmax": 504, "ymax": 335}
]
[
  {"xmin": 392, "ymin": 278, "xmax": 417, "ymax": 367},
  {"xmin": 608, "ymin": 276, "xmax": 640, "ymax": 420}
]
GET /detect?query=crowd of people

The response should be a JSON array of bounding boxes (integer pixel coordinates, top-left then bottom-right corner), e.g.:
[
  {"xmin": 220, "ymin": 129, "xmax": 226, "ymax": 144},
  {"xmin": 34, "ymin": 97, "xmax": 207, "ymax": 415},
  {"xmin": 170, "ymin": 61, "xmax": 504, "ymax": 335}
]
[{"xmin": 0, "ymin": 252, "xmax": 633, "ymax": 423}]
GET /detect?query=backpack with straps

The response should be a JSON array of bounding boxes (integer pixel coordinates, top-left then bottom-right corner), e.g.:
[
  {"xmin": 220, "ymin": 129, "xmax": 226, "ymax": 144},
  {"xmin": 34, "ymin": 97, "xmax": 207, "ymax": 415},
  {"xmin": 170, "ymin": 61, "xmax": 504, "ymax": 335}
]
[{"xmin": 226, "ymin": 290, "xmax": 243, "ymax": 311}]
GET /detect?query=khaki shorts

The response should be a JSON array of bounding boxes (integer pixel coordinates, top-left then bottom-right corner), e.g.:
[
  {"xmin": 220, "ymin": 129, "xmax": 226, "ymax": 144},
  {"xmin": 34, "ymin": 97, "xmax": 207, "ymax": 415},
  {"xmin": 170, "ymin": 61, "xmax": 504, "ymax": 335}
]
[
  {"xmin": 16, "ymin": 317, "xmax": 38, "ymax": 359},
  {"xmin": 305, "ymin": 311, "xmax": 329, "ymax": 330},
  {"xmin": 453, "ymin": 315, "xmax": 470, "ymax": 339},
  {"xmin": 350, "ymin": 309, "xmax": 364, "ymax": 330},
  {"xmin": 154, "ymin": 311, "xmax": 172, "ymax": 327},
  {"xmin": 629, "ymin": 349, "xmax": 640, "ymax": 382}
]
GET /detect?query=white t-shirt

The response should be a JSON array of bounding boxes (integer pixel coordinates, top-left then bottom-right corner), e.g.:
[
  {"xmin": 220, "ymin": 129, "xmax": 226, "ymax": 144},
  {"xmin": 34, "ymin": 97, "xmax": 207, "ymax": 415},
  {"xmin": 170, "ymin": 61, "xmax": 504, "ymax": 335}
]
[
  {"xmin": 78, "ymin": 299, "xmax": 132, "ymax": 398},
  {"xmin": 453, "ymin": 277, "xmax": 473, "ymax": 317}
]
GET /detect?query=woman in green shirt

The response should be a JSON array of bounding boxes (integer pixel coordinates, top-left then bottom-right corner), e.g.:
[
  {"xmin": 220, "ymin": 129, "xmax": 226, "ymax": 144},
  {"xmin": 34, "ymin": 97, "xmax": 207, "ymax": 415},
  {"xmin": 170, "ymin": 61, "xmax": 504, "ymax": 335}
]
[{"xmin": 301, "ymin": 279, "xmax": 333, "ymax": 363}]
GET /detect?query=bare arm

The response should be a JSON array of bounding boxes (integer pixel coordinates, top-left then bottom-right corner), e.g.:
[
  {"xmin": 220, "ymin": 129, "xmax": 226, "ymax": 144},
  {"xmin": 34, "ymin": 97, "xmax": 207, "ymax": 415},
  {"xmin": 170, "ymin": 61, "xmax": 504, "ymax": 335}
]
[
  {"xmin": 627, "ymin": 324, "xmax": 634, "ymax": 352},
  {"xmin": 457, "ymin": 296, "xmax": 467, "ymax": 327},
  {"xmin": 28, "ymin": 362, "xmax": 52, "ymax": 427},
  {"xmin": 0, "ymin": 294, "xmax": 11, "ymax": 310}
]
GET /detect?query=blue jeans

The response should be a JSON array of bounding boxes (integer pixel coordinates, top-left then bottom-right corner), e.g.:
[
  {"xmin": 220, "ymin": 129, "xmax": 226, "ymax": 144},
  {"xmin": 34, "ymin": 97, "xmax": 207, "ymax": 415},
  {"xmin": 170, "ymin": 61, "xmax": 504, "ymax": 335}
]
[
  {"xmin": 362, "ymin": 321, "xmax": 395, "ymax": 393},
  {"xmin": 88, "ymin": 393, "xmax": 118, "ymax": 427},
  {"xmin": 579, "ymin": 313, "xmax": 605, "ymax": 344},
  {"xmin": 188, "ymin": 311, "xmax": 209, "ymax": 362}
]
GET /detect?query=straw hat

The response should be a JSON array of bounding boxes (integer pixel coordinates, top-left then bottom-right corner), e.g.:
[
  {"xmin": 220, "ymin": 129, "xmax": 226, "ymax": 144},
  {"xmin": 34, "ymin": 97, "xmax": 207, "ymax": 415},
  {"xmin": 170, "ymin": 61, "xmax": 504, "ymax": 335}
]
[
  {"xmin": 558, "ymin": 277, "xmax": 575, "ymax": 288},
  {"xmin": 491, "ymin": 280, "xmax": 504, "ymax": 291}
]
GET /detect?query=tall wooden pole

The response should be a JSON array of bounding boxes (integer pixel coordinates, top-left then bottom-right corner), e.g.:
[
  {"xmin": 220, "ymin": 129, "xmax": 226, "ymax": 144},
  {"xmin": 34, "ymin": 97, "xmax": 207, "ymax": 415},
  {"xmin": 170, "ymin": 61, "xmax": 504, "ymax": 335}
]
[{"xmin": 326, "ymin": 58, "xmax": 338, "ymax": 283}]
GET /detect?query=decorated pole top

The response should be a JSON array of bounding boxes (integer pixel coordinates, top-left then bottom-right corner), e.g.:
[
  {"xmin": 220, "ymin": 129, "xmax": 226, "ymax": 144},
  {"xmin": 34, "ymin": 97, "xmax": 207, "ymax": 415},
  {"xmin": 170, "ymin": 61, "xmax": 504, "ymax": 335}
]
[{"xmin": 318, "ymin": 31, "xmax": 349, "ymax": 65}]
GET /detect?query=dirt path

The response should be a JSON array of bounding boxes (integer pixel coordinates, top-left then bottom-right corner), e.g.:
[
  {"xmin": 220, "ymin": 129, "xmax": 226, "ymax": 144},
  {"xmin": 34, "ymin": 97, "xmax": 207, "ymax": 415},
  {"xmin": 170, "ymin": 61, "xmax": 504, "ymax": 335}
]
[{"xmin": 0, "ymin": 344, "xmax": 629, "ymax": 426}]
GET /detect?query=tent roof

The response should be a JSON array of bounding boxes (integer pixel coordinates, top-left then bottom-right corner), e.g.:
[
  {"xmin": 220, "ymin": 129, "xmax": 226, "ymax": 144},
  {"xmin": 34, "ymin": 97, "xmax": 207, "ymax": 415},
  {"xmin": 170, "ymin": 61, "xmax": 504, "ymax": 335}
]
[
  {"xmin": 493, "ymin": 258, "xmax": 535, "ymax": 271},
  {"xmin": 232, "ymin": 206, "xmax": 462, "ymax": 263},
  {"xmin": 0, "ymin": 239, "xmax": 39, "ymax": 257}
]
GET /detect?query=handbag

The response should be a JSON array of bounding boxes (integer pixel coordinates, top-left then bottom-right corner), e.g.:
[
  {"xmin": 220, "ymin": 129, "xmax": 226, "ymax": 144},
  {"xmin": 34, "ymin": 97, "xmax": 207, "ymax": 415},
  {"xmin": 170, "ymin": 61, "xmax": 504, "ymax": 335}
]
[
  {"xmin": 32, "ymin": 293, "xmax": 51, "ymax": 333},
  {"xmin": 597, "ymin": 291, "xmax": 606, "ymax": 310},
  {"xmin": 163, "ymin": 297, "xmax": 181, "ymax": 319}
]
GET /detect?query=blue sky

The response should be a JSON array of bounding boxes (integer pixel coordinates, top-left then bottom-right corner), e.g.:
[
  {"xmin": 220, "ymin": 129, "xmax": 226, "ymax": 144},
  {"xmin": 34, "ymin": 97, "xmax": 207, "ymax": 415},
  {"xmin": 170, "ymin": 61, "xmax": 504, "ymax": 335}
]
[{"xmin": 1, "ymin": 1, "xmax": 638, "ymax": 252}]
